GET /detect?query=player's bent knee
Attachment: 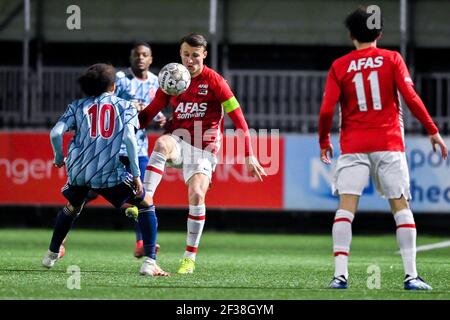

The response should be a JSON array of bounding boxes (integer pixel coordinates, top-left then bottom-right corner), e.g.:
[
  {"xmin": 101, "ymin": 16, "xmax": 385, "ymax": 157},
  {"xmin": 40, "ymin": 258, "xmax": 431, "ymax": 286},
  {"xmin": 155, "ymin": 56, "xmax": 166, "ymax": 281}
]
[
  {"xmin": 138, "ymin": 194, "xmax": 154, "ymax": 208},
  {"xmin": 189, "ymin": 191, "xmax": 205, "ymax": 205},
  {"xmin": 389, "ymin": 195, "xmax": 409, "ymax": 213},
  {"xmin": 154, "ymin": 135, "xmax": 174, "ymax": 155},
  {"xmin": 66, "ymin": 203, "xmax": 84, "ymax": 217}
]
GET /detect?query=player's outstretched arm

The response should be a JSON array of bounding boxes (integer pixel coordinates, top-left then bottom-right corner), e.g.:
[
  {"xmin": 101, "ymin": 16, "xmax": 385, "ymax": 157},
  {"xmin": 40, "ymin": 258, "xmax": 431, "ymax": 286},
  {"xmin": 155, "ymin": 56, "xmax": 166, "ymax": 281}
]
[
  {"xmin": 133, "ymin": 101, "xmax": 166, "ymax": 128},
  {"xmin": 430, "ymin": 133, "xmax": 448, "ymax": 160},
  {"xmin": 318, "ymin": 64, "xmax": 340, "ymax": 163},
  {"xmin": 224, "ymin": 96, "xmax": 267, "ymax": 181},
  {"xmin": 138, "ymin": 89, "xmax": 168, "ymax": 129},
  {"xmin": 123, "ymin": 121, "xmax": 141, "ymax": 180},
  {"xmin": 50, "ymin": 121, "xmax": 68, "ymax": 168}
]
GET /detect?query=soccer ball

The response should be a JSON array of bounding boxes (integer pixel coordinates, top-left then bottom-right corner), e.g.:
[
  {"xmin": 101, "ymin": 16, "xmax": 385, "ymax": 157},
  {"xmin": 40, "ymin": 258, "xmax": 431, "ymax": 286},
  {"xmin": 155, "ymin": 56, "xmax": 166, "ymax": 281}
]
[{"xmin": 158, "ymin": 63, "xmax": 191, "ymax": 96}]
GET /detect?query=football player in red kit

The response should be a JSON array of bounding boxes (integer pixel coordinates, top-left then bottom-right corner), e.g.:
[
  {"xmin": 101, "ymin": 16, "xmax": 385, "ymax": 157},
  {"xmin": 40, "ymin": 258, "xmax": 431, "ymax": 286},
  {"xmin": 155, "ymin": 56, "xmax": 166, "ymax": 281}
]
[
  {"xmin": 139, "ymin": 33, "xmax": 266, "ymax": 274},
  {"xmin": 318, "ymin": 7, "xmax": 447, "ymax": 290}
]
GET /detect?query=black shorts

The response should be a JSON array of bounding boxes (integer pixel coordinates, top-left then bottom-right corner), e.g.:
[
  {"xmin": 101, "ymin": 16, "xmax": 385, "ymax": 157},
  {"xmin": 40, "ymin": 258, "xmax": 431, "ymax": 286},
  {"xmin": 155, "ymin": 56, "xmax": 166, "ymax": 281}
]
[{"xmin": 61, "ymin": 179, "xmax": 146, "ymax": 208}]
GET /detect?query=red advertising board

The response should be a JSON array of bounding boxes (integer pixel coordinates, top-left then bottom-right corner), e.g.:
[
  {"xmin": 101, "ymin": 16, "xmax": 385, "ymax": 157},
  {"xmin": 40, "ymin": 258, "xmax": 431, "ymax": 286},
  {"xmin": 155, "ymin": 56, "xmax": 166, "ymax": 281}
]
[{"xmin": 0, "ymin": 131, "xmax": 283, "ymax": 209}]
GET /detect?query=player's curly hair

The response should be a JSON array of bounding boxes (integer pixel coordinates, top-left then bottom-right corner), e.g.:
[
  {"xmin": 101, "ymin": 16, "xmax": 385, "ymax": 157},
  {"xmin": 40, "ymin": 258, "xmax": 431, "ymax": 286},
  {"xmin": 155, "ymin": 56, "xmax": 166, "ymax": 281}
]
[
  {"xmin": 179, "ymin": 33, "xmax": 207, "ymax": 49},
  {"xmin": 345, "ymin": 6, "xmax": 383, "ymax": 43},
  {"xmin": 78, "ymin": 63, "xmax": 116, "ymax": 97},
  {"xmin": 132, "ymin": 41, "xmax": 151, "ymax": 52}
]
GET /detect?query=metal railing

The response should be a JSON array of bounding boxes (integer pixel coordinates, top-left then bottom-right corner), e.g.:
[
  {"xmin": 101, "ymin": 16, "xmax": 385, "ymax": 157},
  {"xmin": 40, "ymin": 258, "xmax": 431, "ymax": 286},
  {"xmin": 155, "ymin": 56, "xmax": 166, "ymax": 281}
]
[
  {"xmin": 414, "ymin": 73, "xmax": 450, "ymax": 133},
  {"xmin": 30, "ymin": 67, "xmax": 85, "ymax": 125},
  {"xmin": 225, "ymin": 70, "xmax": 330, "ymax": 133},
  {"xmin": 0, "ymin": 66, "xmax": 24, "ymax": 125},
  {"xmin": 225, "ymin": 69, "xmax": 450, "ymax": 134},
  {"xmin": 1, "ymin": 66, "xmax": 449, "ymax": 133},
  {"xmin": 0, "ymin": 66, "xmax": 84, "ymax": 127}
]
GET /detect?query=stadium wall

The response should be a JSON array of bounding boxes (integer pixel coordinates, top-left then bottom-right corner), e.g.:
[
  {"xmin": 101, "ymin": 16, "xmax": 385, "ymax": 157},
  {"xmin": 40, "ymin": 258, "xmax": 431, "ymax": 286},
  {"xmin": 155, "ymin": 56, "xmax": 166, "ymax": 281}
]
[{"xmin": 1, "ymin": 131, "xmax": 449, "ymax": 213}]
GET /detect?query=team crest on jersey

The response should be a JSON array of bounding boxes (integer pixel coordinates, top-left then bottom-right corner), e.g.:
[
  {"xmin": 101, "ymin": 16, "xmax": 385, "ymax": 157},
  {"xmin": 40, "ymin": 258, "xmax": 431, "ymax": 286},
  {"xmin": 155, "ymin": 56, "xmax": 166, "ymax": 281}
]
[
  {"xmin": 148, "ymin": 88, "xmax": 157, "ymax": 99},
  {"xmin": 198, "ymin": 84, "xmax": 208, "ymax": 95}
]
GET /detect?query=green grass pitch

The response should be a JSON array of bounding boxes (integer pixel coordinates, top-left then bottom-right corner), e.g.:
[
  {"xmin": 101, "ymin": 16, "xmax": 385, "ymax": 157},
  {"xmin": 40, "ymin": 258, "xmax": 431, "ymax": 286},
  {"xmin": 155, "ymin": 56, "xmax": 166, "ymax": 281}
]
[{"xmin": 0, "ymin": 229, "xmax": 449, "ymax": 300}]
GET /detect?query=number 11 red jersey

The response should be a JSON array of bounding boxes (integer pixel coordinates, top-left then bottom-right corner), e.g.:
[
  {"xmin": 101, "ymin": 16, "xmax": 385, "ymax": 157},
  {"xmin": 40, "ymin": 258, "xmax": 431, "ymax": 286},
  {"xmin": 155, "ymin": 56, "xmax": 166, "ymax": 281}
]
[{"xmin": 319, "ymin": 46, "xmax": 438, "ymax": 154}]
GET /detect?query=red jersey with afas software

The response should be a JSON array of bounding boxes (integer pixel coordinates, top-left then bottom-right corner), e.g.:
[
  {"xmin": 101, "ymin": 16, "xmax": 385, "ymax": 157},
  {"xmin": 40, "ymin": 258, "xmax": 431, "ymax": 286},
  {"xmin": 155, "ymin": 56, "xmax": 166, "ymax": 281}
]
[
  {"xmin": 140, "ymin": 65, "xmax": 233, "ymax": 154},
  {"xmin": 319, "ymin": 47, "xmax": 438, "ymax": 154}
]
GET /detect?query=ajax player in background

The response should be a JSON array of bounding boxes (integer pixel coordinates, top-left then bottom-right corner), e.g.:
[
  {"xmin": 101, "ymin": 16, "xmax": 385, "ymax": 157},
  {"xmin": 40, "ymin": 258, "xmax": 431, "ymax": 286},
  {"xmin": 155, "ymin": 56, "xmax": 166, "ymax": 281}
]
[
  {"xmin": 115, "ymin": 42, "xmax": 166, "ymax": 258},
  {"xmin": 318, "ymin": 7, "xmax": 448, "ymax": 290},
  {"xmin": 43, "ymin": 63, "xmax": 169, "ymax": 277},
  {"xmin": 139, "ymin": 33, "xmax": 267, "ymax": 274}
]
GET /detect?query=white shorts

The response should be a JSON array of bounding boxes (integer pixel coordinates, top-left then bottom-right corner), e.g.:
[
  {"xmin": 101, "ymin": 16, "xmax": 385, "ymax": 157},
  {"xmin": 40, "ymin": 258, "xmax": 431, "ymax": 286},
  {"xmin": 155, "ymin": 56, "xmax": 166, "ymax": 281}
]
[
  {"xmin": 332, "ymin": 151, "xmax": 411, "ymax": 200},
  {"xmin": 165, "ymin": 134, "xmax": 217, "ymax": 184}
]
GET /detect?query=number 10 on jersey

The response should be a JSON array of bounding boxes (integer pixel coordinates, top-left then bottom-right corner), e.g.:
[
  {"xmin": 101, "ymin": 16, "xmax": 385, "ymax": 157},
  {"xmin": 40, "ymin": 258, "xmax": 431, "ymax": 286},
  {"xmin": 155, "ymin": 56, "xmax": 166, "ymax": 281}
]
[{"xmin": 87, "ymin": 104, "xmax": 115, "ymax": 138}]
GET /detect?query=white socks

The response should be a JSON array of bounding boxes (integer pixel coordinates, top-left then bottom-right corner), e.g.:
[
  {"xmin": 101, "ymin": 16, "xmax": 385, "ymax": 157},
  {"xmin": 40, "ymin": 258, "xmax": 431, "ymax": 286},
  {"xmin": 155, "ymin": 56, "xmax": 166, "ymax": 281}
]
[
  {"xmin": 394, "ymin": 209, "xmax": 418, "ymax": 278},
  {"xmin": 331, "ymin": 208, "xmax": 418, "ymax": 279},
  {"xmin": 332, "ymin": 209, "xmax": 354, "ymax": 279},
  {"xmin": 184, "ymin": 204, "xmax": 206, "ymax": 261},
  {"xmin": 143, "ymin": 151, "xmax": 166, "ymax": 196}
]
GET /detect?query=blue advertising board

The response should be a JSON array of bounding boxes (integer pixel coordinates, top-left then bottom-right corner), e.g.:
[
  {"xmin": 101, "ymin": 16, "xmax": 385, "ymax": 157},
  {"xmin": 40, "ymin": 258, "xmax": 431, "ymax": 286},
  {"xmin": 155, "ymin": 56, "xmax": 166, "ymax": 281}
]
[{"xmin": 284, "ymin": 135, "xmax": 450, "ymax": 213}]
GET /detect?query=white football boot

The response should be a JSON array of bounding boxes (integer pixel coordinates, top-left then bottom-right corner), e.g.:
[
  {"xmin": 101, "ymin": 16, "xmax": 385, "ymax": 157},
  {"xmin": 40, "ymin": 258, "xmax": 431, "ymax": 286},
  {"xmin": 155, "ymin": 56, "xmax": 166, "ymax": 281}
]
[
  {"xmin": 139, "ymin": 257, "xmax": 170, "ymax": 277},
  {"xmin": 42, "ymin": 250, "xmax": 59, "ymax": 268}
]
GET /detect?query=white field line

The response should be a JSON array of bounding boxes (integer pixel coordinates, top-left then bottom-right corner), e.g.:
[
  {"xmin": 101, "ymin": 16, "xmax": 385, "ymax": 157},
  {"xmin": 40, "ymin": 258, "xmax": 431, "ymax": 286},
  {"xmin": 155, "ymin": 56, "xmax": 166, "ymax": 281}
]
[{"xmin": 396, "ymin": 240, "xmax": 450, "ymax": 254}]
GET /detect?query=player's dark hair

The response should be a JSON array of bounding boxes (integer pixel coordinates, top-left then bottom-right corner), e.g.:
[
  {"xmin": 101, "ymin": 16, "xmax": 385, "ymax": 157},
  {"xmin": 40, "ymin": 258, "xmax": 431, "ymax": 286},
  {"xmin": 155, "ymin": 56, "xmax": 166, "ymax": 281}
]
[
  {"xmin": 179, "ymin": 33, "xmax": 207, "ymax": 49},
  {"xmin": 132, "ymin": 41, "xmax": 152, "ymax": 52},
  {"xmin": 345, "ymin": 6, "xmax": 383, "ymax": 43},
  {"xmin": 78, "ymin": 63, "xmax": 116, "ymax": 97}
]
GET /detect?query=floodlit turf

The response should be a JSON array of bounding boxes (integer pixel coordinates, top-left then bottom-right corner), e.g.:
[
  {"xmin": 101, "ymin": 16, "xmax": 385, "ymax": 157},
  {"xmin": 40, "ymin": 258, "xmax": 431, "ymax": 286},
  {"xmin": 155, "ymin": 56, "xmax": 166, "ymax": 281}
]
[{"xmin": 0, "ymin": 229, "xmax": 449, "ymax": 300}]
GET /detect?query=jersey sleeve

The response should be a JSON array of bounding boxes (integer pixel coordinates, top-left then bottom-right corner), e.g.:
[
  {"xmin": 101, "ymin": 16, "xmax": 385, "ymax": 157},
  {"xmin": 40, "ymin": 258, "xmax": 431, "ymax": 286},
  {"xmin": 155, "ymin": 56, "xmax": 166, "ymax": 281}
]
[
  {"xmin": 57, "ymin": 103, "xmax": 76, "ymax": 130},
  {"xmin": 393, "ymin": 52, "xmax": 438, "ymax": 135},
  {"xmin": 216, "ymin": 75, "xmax": 254, "ymax": 157},
  {"xmin": 122, "ymin": 102, "xmax": 140, "ymax": 177},
  {"xmin": 138, "ymin": 88, "xmax": 169, "ymax": 128},
  {"xmin": 213, "ymin": 73, "xmax": 234, "ymax": 102},
  {"xmin": 50, "ymin": 103, "xmax": 75, "ymax": 164},
  {"xmin": 115, "ymin": 74, "xmax": 134, "ymax": 101},
  {"xmin": 124, "ymin": 101, "xmax": 139, "ymax": 129},
  {"xmin": 318, "ymin": 64, "xmax": 341, "ymax": 149}
]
